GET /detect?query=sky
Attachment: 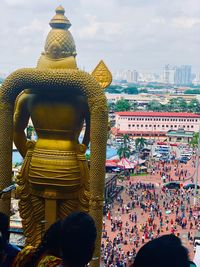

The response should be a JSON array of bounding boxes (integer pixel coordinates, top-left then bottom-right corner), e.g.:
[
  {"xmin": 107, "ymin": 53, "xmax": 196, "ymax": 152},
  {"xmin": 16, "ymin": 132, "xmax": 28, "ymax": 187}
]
[{"xmin": 0, "ymin": 0, "xmax": 200, "ymax": 75}]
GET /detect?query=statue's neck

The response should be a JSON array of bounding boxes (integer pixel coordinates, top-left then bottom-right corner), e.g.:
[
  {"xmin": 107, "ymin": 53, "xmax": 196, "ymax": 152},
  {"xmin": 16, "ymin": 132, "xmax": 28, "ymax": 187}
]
[{"xmin": 37, "ymin": 55, "xmax": 77, "ymax": 70}]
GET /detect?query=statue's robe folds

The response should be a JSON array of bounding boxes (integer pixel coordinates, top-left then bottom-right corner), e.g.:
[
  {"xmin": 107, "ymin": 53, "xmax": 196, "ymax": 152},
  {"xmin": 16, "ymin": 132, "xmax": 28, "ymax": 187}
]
[{"xmin": 17, "ymin": 142, "xmax": 90, "ymax": 246}]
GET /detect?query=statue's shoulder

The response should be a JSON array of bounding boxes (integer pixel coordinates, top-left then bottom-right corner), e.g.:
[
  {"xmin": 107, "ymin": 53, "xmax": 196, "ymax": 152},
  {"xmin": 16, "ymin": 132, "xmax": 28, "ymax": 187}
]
[
  {"xmin": 14, "ymin": 90, "xmax": 34, "ymax": 114},
  {"xmin": 16, "ymin": 90, "xmax": 31, "ymax": 102},
  {"xmin": 16, "ymin": 90, "xmax": 36, "ymax": 105}
]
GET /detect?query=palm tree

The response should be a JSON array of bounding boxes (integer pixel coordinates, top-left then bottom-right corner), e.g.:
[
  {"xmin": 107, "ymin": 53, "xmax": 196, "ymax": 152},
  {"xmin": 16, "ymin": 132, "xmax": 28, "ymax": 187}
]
[
  {"xmin": 135, "ymin": 137, "xmax": 147, "ymax": 151},
  {"xmin": 117, "ymin": 134, "xmax": 131, "ymax": 159},
  {"xmin": 135, "ymin": 137, "xmax": 147, "ymax": 162}
]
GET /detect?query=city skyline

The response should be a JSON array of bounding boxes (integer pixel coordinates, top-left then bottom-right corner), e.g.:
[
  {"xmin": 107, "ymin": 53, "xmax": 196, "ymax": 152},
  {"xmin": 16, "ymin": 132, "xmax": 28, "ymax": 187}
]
[
  {"xmin": 0, "ymin": 0, "xmax": 200, "ymax": 75},
  {"xmin": 113, "ymin": 64, "xmax": 200, "ymax": 85}
]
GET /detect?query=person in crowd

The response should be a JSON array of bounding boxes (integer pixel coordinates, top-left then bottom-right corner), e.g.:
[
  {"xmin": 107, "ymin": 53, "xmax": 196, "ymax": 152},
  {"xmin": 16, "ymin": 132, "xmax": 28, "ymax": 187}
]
[
  {"xmin": 0, "ymin": 212, "xmax": 20, "ymax": 267},
  {"xmin": 61, "ymin": 211, "xmax": 97, "ymax": 267},
  {"xmin": 13, "ymin": 211, "xmax": 97, "ymax": 267},
  {"xmin": 0, "ymin": 234, "xmax": 6, "ymax": 265},
  {"xmin": 133, "ymin": 234, "xmax": 190, "ymax": 267},
  {"xmin": 13, "ymin": 219, "xmax": 62, "ymax": 267}
]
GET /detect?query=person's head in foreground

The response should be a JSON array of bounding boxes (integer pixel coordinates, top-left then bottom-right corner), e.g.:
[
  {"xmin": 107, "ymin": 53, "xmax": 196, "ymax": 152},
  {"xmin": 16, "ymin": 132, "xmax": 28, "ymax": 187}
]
[
  {"xmin": 0, "ymin": 211, "xmax": 9, "ymax": 242},
  {"xmin": 133, "ymin": 234, "xmax": 190, "ymax": 267},
  {"xmin": 0, "ymin": 234, "xmax": 6, "ymax": 265},
  {"xmin": 0, "ymin": 212, "xmax": 20, "ymax": 266},
  {"xmin": 61, "ymin": 211, "xmax": 97, "ymax": 267}
]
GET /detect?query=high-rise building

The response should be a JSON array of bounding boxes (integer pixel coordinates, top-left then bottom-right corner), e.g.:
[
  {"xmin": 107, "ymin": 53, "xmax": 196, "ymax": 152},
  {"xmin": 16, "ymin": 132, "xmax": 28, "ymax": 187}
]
[
  {"xmin": 133, "ymin": 70, "xmax": 138, "ymax": 83},
  {"xmin": 125, "ymin": 70, "xmax": 138, "ymax": 83},
  {"xmin": 174, "ymin": 65, "xmax": 192, "ymax": 85},
  {"xmin": 163, "ymin": 64, "xmax": 175, "ymax": 84},
  {"xmin": 193, "ymin": 72, "xmax": 200, "ymax": 85},
  {"xmin": 126, "ymin": 70, "xmax": 134, "ymax": 83}
]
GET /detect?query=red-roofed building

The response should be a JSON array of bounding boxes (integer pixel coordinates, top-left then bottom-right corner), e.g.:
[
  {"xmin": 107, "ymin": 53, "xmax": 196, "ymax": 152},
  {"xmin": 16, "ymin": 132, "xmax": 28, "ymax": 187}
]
[{"xmin": 114, "ymin": 111, "xmax": 200, "ymax": 137}]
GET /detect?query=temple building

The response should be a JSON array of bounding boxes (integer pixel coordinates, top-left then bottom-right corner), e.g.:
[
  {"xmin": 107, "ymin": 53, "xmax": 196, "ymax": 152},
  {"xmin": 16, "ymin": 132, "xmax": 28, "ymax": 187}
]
[{"xmin": 113, "ymin": 111, "xmax": 200, "ymax": 138}]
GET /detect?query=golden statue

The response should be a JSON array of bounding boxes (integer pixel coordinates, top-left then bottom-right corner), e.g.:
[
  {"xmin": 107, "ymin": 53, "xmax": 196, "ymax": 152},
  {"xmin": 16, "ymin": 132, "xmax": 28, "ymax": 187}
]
[{"xmin": 0, "ymin": 6, "xmax": 112, "ymax": 267}]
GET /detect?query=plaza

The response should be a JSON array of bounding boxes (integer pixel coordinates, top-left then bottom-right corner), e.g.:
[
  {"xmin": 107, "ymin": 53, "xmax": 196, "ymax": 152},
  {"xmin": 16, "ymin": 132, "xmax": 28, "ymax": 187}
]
[{"xmin": 102, "ymin": 152, "xmax": 200, "ymax": 266}]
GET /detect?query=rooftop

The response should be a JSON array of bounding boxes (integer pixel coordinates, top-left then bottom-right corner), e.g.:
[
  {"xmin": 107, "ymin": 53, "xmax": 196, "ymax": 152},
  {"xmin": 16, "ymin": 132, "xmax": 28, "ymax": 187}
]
[
  {"xmin": 115, "ymin": 111, "xmax": 200, "ymax": 118},
  {"xmin": 166, "ymin": 130, "xmax": 194, "ymax": 138}
]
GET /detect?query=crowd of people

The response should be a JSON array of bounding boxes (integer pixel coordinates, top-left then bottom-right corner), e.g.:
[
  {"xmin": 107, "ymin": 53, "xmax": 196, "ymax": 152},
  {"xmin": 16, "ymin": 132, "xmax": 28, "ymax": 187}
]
[
  {"xmin": 0, "ymin": 150, "xmax": 199, "ymax": 266},
  {"xmin": 0, "ymin": 191, "xmax": 198, "ymax": 267},
  {"xmin": 101, "ymin": 180, "xmax": 200, "ymax": 266},
  {"xmin": 0, "ymin": 209, "xmax": 196, "ymax": 267},
  {"xmin": 150, "ymin": 159, "xmax": 192, "ymax": 183}
]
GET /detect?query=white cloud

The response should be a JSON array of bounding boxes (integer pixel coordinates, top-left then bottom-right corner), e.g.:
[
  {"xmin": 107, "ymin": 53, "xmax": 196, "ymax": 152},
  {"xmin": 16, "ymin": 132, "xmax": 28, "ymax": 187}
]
[
  {"xmin": 172, "ymin": 17, "xmax": 200, "ymax": 28},
  {"xmin": 76, "ymin": 15, "xmax": 123, "ymax": 41},
  {"xmin": 0, "ymin": 0, "xmax": 200, "ymax": 74}
]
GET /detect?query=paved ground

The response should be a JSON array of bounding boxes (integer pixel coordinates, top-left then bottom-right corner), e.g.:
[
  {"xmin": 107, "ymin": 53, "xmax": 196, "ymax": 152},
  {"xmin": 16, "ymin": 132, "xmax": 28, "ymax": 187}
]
[{"xmin": 102, "ymin": 155, "xmax": 200, "ymax": 265}]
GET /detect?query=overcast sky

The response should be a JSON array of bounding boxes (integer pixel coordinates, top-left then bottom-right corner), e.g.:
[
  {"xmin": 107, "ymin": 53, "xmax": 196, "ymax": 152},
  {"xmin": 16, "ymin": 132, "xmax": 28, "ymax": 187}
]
[{"xmin": 0, "ymin": 0, "xmax": 200, "ymax": 75}]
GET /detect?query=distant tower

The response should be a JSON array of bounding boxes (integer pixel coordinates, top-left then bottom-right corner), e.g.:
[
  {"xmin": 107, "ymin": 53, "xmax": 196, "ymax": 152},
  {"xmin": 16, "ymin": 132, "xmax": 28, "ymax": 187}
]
[
  {"xmin": 126, "ymin": 70, "xmax": 133, "ymax": 83},
  {"xmin": 133, "ymin": 70, "xmax": 138, "ymax": 83},
  {"xmin": 163, "ymin": 64, "xmax": 175, "ymax": 84},
  {"xmin": 175, "ymin": 65, "xmax": 192, "ymax": 85}
]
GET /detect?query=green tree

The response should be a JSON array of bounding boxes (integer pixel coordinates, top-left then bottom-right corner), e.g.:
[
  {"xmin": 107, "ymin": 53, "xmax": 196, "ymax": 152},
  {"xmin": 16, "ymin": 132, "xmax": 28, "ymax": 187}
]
[
  {"xmin": 166, "ymin": 97, "xmax": 187, "ymax": 112},
  {"xmin": 131, "ymin": 101, "xmax": 138, "ymax": 111},
  {"xmin": 187, "ymin": 99, "xmax": 200, "ymax": 113},
  {"xmin": 105, "ymin": 85, "xmax": 122, "ymax": 94},
  {"xmin": 184, "ymin": 89, "xmax": 200, "ymax": 94},
  {"xmin": 140, "ymin": 89, "xmax": 148, "ymax": 93},
  {"xmin": 135, "ymin": 137, "xmax": 147, "ymax": 151},
  {"xmin": 190, "ymin": 132, "xmax": 199, "ymax": 149},
  {"xmin": 123, "ymin": 87, "xmax": 139, "ymax": 94},
  {"xmin": 26, "ymin": 125, "xmax": 34, "ymax": 140},
  {"xmin": 85, "ymin": 153, "xmax": 90, "ymax": 160},
  {"xmin": 117, "ymin": 134, "xmax": 131, "ymax": 159},
  {"xmin": 146, "ymin": 100, "xmax": 162, "ymax": 111},
  {"xmin": 115, "ymin": 99, "xmax": 131, "ymax": 111},
  {"xmin": 135, "ymin": 137, "xmax": 147, "ymax": 163}
]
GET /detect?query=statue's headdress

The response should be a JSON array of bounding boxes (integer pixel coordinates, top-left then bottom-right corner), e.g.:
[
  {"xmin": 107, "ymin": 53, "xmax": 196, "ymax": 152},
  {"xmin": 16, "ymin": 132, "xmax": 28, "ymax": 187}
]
[{"xmin": 43, "ymin": 6, "xmax": 77, "ymax": 59}]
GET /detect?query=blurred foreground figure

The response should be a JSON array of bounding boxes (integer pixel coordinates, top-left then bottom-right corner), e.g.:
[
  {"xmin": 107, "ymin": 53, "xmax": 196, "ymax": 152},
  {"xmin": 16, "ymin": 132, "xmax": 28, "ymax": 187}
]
[
  {"xmin": 13, "ymin": 212, "xmax": 97, "ymax": 267},
  {"xmin": 133, "ymin": 234, "xmax": 190, "ymax": 267},
  {"xmin": 0, "ymin": 212, "xmax": 20, "ymax": 267}
]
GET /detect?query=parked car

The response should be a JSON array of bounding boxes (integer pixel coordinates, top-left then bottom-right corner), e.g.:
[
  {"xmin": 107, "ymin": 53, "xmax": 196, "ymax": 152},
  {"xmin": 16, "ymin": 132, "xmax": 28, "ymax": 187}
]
[
  {"xmin": 170, "ymin": 155, "xmax": 176, "ymax": 160},
  {"xmin": 179, "ymin": 158, "xmax": 188, "ymax": 164},
  {"xmin": 181, "ymin": 156, "xmax": 190, "ymax": 161},
  {"xmin": 160, "ymin": 157, "xmax": 170, "ymax": 163},
  {"xmin": 147, "ymin": 139, "xmax": 155, "ymax": 145},
  {"xmin": 163, "ymin": 182, "xmax": 180, "ymax": 189},
  {"xmin": 183, "ymin": 184, "xmax": 200, "ymax": 190},
  {"xmin": 170, "ymin": 143, "xmax": 178, "ymax": 147},
  {"xmin": 180, "ymin": 152, "xmax": 192, "ymax": 159},
  {"xmin": 157, "ymin": 141, "xmax": 168, "ymax": 145}
]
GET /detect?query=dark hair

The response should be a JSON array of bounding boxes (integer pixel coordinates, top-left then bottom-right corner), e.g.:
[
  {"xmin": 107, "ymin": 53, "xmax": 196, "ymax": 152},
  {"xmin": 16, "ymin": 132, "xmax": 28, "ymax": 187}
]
[
  {"xmin": 0, "ymin": 212, "xmax": 9, "ymax": 242},
  {"xmin": 0, "ymin": 234, "xmax": 5, "ymax": 264},
  {"xmin": 133, "ymin": 234, "xmax": 190, "ymax": 267},
  {"xmin": 61, "ymin": 212, "xmax": 97, "ymax": 267},
  {"xmin": 24, "ymin": 219, "xmax": 62, "ymax": 267}
]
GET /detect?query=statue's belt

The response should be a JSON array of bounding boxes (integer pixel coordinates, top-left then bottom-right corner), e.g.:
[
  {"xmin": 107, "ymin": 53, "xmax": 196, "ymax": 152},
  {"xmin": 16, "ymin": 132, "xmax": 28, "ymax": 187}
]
[{"xmin": 30, "ymin": 186, "xmax": 81, "ymax": 200}]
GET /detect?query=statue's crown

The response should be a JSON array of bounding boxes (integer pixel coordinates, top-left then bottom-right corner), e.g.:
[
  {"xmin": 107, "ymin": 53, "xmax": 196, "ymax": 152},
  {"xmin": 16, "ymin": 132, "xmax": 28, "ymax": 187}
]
[
  {"xmin": 43, "ymin": 6, "xmax": 77, "ymax": 59},
  {"xmin": 49, "ymin": 5, "xmax": 71, "ymax": 30}
]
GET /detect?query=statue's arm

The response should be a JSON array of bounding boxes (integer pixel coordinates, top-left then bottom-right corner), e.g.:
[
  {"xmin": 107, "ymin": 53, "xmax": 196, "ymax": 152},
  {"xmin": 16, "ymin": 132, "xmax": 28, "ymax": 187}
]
[{"xmin": 13, "ymin": 92, "xmax": 30, "ymax": 158}]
